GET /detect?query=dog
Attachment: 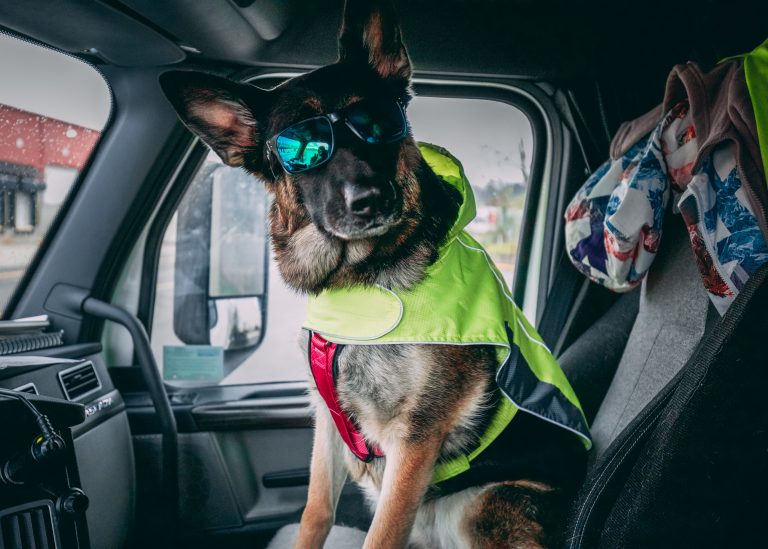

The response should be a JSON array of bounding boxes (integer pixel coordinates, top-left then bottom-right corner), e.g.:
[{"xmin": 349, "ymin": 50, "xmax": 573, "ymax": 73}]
[{"xmin": 160, "ymin": 1, "xmax": 587, "ymax": 547}]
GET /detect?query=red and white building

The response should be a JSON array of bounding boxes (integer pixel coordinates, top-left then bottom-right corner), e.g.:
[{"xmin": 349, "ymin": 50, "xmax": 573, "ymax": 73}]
[{"xmin": 0, "ymin": 103, "xmax": 100, "ymax": 233}]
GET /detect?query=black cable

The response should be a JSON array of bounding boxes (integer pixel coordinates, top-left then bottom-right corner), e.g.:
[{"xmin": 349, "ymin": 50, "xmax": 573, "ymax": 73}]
[
  {"xmin": 0, "ymin": 387, "xmax": 57, "ymax": 439},
  {"xmin": 0, "ymin": 387, "xmax": 65, "ymax": 485},
  {"xmin": 0, "ymin": 387, "xmax": 43, "ymax": 417}
]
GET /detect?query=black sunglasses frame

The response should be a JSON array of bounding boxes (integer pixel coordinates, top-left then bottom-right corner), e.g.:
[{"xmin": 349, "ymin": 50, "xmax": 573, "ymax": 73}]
[{"xmin": 266, "ymin": 98, "xmax": 408, "ymax": 175}]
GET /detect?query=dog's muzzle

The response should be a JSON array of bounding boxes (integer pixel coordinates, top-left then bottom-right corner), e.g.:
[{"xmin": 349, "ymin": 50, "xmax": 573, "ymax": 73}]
[{"xmin": 329, "ymin": 179, "xmax": 400, "ymax": 239}]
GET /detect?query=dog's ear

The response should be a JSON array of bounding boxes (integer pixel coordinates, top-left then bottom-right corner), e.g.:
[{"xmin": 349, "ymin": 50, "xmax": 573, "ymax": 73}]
[
  {"xmin": 159, "ymin": 71, "xmax": 268, "ymax": 170},
  {"xmin": 338, "ymin": 0, "xmax": 412, "ymax": 89}
]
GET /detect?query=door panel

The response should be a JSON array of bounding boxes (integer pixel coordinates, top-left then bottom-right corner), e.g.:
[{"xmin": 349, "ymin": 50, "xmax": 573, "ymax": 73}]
[
  {"xmin": 120, "ymin": 380, "xmax": 316, "ymax": 543},
  {"xmin": 214, "ymin": 428, "xmax": 312, "ymax": 522},
  {"xmin": 178, "ymin": 432, "xmax": 243, "ymax": 531}
]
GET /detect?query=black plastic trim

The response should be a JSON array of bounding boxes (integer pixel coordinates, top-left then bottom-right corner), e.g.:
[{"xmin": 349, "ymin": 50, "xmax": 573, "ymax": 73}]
[
  {"xmin": 120, "ymin": 381, "xmax": 311, "ymax": 434},
  {"xmin": 191, "ymin": 396, "xmax": 313, "ymax": 431},
  {"xmin": 12, "ymin": 382, "xmax": 38, "ymax": 394},
  {"xmin": 70, "ymin": 388, "xmax": 126, "ymax": 438},
  {"xmin": 83, "ymin": 123, "xmax": 194, "ymax": 341},
  {"xmin": 262, "ymin": 468, "xmax": 310, "ymax": 488},
  {"xmin": 0, "ymin": 500, "xmax": 63, "ymax": 549},
  {"xmin": 14, "ymin": 342, "xmax": 103, "ymax": 360},
  {"xmin": 0, "ymin": 392, "xmax": 85, "ymax": 428},
  {"xmin": 41, "ymin": 284, "xmax": 175, "ymax": 542},
  {"xmin": 136, "ymin": 143, "xmax": 208, "ymax": 333}
]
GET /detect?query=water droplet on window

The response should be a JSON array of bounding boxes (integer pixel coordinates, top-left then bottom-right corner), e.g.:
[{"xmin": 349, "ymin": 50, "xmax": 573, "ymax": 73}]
[
  {"xmin": 66, "ymin": 127, "xmax": 78, "ymax": 138},
  {"xmin": 62, "ymin": 147, "xmax": 71, "ymax": 157},
  {"xmin": 15, "ymin": 138, "xmax": 24, "ymax": 148}
]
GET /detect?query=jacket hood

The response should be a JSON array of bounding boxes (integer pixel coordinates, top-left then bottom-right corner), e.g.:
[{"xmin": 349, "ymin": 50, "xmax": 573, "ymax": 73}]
[{"xmin": 417, "ymin": 142, "xmax": 477, "ymax": 242}]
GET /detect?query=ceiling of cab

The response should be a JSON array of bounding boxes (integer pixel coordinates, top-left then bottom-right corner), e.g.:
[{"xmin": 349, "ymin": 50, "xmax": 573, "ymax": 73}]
[
  {"xmin": 0, "ymin": 0, "xmax": 185, "ymax": 66},
  {"xmin": 0, "ymin": 0, "xmax": 765, "ymax": 81}
]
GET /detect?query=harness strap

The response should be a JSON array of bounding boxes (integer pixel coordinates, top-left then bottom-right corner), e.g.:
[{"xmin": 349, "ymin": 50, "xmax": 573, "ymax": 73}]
[{"xmin": 308, "ymin": 331, "xmax": 384, "ymax": 462}]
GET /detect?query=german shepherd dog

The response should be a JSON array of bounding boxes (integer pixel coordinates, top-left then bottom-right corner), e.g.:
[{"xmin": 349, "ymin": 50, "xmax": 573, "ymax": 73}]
[{"xmin": 161, "ymin": 2, "xmax": 584, "ymax": 547}]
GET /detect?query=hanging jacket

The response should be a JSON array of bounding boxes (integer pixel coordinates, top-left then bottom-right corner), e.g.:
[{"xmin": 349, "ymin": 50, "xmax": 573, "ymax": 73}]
[
  {"xmin": 612, "ymin": 42, "xmax": 768, "ymax": 212},
  {"xmin": 304, "ymin": 142, "xmax": 591, "ymax": 486},
  {"xmin": 565, "ymin": 39, "xmax": 768, "ymax": 314}
]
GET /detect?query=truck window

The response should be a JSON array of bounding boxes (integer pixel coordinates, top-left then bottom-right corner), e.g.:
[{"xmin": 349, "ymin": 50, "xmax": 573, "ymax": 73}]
[
  {"xmin": 113, "ymin": 94, "xmax": 533, "ymax": 386},
  {"xmin": 0, "ymin": 33, "xmax": 111, "ymax": 317}
]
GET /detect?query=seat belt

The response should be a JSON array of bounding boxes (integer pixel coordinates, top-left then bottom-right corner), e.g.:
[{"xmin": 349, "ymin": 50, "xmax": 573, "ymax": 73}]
[
  {"xmin": 536, "ymin": 90, "xmax": 601, "ymax": 353},
  {"xmin": 565, "ymin": 89, "xmax": 605, "ymax": 173},
  {"xmin": 537, "ymin": 252, "xmax": 587, "ymax": 353}
]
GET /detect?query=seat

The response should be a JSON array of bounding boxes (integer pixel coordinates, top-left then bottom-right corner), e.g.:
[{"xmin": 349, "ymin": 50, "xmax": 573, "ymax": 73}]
[
  {"xmin": 562, "ymin": 222, "xmax": 768, "ymax": 546},
  {"xmin": 266, "ymin": 215, "xmax": 722, "ymax": 547},
  {"xmin": 266, "ymin": 523, "xmax": 367, "ymax": 549},
  {"xmin": 560, "ymin": 213, "xmax": 714, "ymax": 457}
]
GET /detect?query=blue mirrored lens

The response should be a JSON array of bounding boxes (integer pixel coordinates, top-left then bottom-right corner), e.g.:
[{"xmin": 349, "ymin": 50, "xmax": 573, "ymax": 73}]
[
  {"xmin": 275, "ymin": 117, "xmax": 332, "ymax": 173},
  {"xmin": 345, "ymin": 100, "xmax": 406, "ymax": 144}
]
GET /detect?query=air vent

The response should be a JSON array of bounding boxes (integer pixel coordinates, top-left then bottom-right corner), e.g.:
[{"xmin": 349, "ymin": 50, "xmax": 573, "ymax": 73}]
[
  {"xmin": 14, "ymin": 383, "xmax": 38, "ymax": 395},
  {"xmin": 58, "ymin": 362, "xmax": 100, "ymax": 401},
  {"xmin": 0, "ymin": 502, "xmax": 59, "ymax": 549}
]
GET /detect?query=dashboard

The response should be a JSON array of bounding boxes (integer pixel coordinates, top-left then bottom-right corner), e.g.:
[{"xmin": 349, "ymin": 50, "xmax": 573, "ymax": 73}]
[{"xmin": 0, "ymin": 347, "xmax": 134, "ymax": 549}]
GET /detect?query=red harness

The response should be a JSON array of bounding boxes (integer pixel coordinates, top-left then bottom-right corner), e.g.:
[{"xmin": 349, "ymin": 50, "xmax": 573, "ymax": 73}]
[{"xmin": 308, "ymin": 331, "xmax": 384, "ymax": 462}]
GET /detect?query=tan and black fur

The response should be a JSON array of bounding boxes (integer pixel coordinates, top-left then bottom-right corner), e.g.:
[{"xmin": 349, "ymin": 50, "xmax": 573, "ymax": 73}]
[{"xmin": 160, "ymin": 2, "xmax": 582, "ymax": 547}]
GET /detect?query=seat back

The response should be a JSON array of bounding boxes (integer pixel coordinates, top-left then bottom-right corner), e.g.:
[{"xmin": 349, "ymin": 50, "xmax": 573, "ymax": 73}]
[
  {"xmin": 566, "ymin": 260, "xmax": 768, "ymax": 547},
  {"xmin": 588, "ymin": 214, "xmax": 711, "ymax": 456}
]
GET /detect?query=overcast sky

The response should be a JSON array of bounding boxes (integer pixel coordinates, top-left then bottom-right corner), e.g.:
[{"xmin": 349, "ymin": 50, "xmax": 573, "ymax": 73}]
[
  {"xmin": 408, "ymin": 96, "xmax": 532, "ymax": 187},
  {"xmin": 0, "ymin": 33, "xmax": 111, "ymax": 130}
]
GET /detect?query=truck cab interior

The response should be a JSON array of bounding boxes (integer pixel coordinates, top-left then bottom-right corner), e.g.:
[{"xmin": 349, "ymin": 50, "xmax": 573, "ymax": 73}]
[{"xmin": 0, "ymin": 1, "xmax": 766, "ymax": 548}]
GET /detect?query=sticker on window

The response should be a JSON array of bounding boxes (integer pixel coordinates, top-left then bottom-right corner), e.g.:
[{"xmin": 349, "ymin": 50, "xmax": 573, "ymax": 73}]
[{"xmin": 163, "ymin": 345, "xmax": 224, "ymax": 381}]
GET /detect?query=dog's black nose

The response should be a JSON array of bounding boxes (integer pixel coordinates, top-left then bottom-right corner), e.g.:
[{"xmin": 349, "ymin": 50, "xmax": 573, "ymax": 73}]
[{"xmin": 344, "ymin": 184, "xmax": 388, "ymax": 218}]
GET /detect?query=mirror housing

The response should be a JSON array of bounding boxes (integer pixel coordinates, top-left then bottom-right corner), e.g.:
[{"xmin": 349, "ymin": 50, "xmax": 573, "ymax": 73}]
[{"xmin": 172, "ymin": 162, "xmax": 269, "ymax": 353}]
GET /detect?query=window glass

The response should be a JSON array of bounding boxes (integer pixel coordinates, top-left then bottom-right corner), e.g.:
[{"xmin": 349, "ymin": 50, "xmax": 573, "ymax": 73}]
[
  {"xmin": 0, "ymin": 34, "xmax": 111, "ymax": 316},
  {"xmin": 408, "ymin": 97, "xmax": 533, "ymax": 288},
  {"xmin": 148, "ymin": 95, "xmax": 533, "ymax": 386}
]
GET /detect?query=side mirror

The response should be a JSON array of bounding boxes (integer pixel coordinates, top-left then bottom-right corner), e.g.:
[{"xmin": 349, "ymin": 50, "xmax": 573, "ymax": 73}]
[{"xmin": 172, "ymin": 162, "xmax": 269, "ymax": 356}]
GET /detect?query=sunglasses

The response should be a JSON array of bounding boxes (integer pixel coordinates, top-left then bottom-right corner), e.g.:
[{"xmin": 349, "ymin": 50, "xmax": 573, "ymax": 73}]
[{"xmin": 266, "ymin": 98, "xmax": 408, "ymax": 174}]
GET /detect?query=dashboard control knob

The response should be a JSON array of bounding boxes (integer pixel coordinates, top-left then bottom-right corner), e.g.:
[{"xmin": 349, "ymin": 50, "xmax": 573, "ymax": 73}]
[{"xmin": 58, "ymin": 488, "xmax": 89, "ymax": 515}]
